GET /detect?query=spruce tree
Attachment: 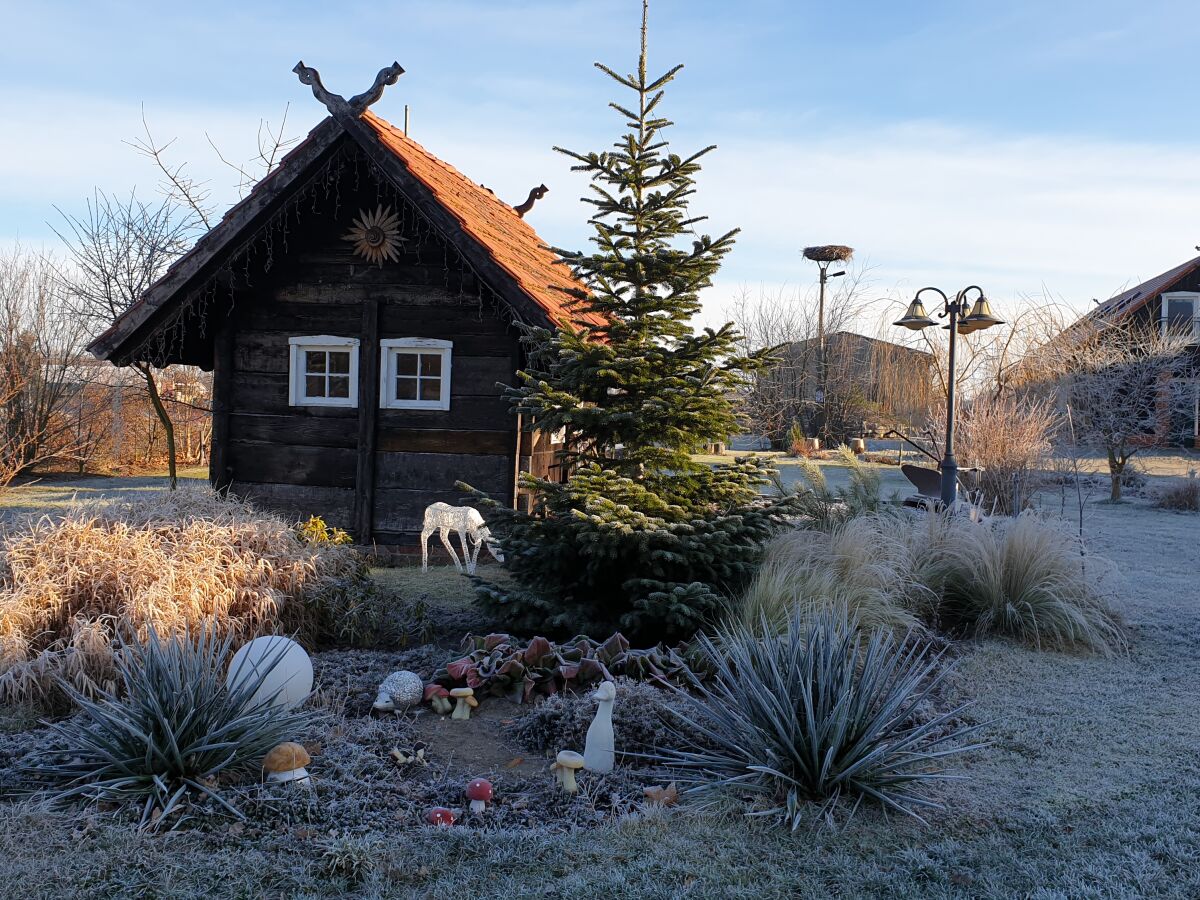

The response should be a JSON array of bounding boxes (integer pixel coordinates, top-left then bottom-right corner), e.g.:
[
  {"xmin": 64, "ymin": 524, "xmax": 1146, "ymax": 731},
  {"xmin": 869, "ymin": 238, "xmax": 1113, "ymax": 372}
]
[{"xmin": 473, "ymin": 2, "xmax": 796, "ymax": 641}]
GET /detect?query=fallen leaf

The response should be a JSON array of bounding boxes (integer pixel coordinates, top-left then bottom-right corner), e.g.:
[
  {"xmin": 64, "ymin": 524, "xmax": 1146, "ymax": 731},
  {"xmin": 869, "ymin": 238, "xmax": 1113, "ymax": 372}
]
[
  {"xmin": 505, "ymin": 757, "xmax": 525, "ymax": 768},
  {"xmin": 643, "ymin": 783, "xmax": 679, "ymax": 807}
]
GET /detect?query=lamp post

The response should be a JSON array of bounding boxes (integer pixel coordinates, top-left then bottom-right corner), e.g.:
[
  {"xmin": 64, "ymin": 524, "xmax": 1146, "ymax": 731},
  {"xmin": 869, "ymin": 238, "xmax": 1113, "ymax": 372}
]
[{"xmin": 893, "ymin": 285, "xmax": 1004, "ymax": 507}]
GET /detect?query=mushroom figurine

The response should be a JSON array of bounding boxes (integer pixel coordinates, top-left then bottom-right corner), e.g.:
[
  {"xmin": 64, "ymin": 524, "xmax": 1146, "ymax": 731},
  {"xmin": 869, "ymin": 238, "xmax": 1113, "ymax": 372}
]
[
  {"xmin": 424, "ymin": 684, "xmax": 453, "ymax": 716},
  {"xmin": 466, "ymin": 778, "xmax": 493, "ymax": 815},
  {"xmin": 373, "ymin": 670, "xmax": 423, "ymax": 714},
  {"xmin": 551, "ymin": 750, "xmax": 585, "ymax": 794},
  {"xmin": 425, "ymin": 806, "xmax": 457, "ymax": 827},
  {"xmin": 449, "ymin": 687, "xmax": 477, "ymax": 720},
  {"xmin": 583, "ymin": 680, "xmax": 616, "ymax": 773},
  {"xmin": 263, "ymin": 741, "xmax": 312, "ymax": 786}
]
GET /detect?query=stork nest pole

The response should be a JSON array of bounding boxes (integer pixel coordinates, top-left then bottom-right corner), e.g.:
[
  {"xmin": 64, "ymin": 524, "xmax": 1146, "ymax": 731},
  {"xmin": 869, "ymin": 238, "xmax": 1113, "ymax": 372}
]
[{"xmin": 802, "ymin": 245, "xmax": 855, "ymax": 263}]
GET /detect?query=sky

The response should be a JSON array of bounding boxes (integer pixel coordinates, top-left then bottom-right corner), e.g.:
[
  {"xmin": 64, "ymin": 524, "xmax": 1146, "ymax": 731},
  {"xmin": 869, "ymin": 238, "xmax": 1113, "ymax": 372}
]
[{"xmin": 2, "ymin": 0, "xmax": 1198, "ymax": 331}]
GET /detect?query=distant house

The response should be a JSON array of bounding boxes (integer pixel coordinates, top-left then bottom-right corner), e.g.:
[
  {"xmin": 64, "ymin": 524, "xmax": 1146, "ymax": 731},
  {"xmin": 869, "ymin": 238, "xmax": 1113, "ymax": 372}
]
[
  {"xmin": 1071, "ymin": 254, "xmax": 1200, "ymax": 445},
  {"xmin": 88, "ymin": 69, "xmax": 594, "ymax": 543},
  {"xmin": 760, "ymin": 331, "xmax": 933, "ymax": 441}
]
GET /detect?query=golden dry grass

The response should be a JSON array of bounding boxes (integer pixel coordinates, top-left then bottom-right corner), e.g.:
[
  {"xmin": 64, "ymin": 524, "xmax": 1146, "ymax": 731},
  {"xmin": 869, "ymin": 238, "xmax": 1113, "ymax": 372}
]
[{"xmin": 0, "ymin": 487, "xmax": 363, "ymax": 707}]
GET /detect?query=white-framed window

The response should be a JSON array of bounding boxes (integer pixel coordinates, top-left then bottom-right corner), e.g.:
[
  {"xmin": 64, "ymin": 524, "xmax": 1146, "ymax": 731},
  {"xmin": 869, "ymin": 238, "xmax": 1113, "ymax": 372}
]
[
  {"xmin": 1161, "ymin": 292, "xmax": 1200, "ymax": 342},
  {"xmin": 288, "ymin": 336, "xmax": 360, "ymax": 407},
  {"xmin": 379, "ymin": 338, "xmax": 452, "ymax": 410}
]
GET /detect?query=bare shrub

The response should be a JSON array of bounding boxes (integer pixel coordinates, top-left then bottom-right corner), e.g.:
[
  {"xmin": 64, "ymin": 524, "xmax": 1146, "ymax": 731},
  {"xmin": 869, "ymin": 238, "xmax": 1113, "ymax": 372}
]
[
  {"xmin": 0, "ymin": 488, "xmax": 368, "ymax": 708},
  {"xmin": 956, "ymin": 393, "xmax": 1059, "ymax": 514},
  {"xmin": 1155, "ymin": 473, "xmax": 1200, "ymax": 512}
]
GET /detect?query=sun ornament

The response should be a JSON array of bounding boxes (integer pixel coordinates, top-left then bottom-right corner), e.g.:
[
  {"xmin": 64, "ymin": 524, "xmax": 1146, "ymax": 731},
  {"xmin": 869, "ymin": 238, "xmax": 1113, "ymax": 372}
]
[{"xmin": 343, "ymin": 205, "xmax": 403, "ymax": 266}]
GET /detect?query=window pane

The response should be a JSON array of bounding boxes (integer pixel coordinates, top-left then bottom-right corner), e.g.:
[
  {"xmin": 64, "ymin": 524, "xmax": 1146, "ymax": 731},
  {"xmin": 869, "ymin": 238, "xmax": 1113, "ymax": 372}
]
[
  {"xmin": 327, "ymin": 376, "xmax": 350, "ymax": 399},
  {"xmin": 420, "ymin": 353, "xmax": 441, "ymax": 376},
  {"xmin": 395, "ymin": 377, "xmax": 417, "ymax": 400},
  {"xmin": 305, "ymin": 375, "xmax": 326, "ymax": 397},
  {"xmin": 305, "ymin": 351, "xmax": 327, "ymax": 374},
  {"xmin": 328, "ymin": 351, "xmax": 351, "ymax": 374},
  {"xmin": 420, "ymin": 377, "xmax": 441, "ymax": 401},
  {"xmin": 395, "ymin": 352, "xmax": 418, "ymax": 376}
]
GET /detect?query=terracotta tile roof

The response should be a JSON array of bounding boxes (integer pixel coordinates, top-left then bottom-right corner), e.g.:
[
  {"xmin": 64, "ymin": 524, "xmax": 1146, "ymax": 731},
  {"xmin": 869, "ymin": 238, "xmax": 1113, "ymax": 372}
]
[
  {"xmin": 1090, "ymin": 253, "xmax": 1200, "ymax": 322},
  {"xmin": 362, "ymin": 111, "xmax": 603, "ymax": 330}
]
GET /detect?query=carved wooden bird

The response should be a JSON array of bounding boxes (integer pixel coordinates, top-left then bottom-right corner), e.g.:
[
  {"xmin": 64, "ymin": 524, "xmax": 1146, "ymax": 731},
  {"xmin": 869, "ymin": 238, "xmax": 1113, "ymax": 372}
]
[{"xmin": 514, "ymin": 184, "xmax": 549, "ymax": 218}]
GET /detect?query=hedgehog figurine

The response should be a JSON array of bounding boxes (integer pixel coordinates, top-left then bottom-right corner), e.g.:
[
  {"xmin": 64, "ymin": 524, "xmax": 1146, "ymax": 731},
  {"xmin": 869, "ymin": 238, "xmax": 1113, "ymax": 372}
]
[{"xmin": 373, "ymin": 670, "xmax": 424, "ymax": 714}]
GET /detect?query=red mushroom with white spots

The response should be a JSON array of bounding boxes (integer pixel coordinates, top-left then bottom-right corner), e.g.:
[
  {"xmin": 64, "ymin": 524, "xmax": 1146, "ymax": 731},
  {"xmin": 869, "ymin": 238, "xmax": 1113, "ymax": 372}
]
[
  {"xmin": 425, "ymin": 806, "xmax": 456, "ymax": 827},
  {"xmin": 466, "ymin": 777, "xmax": 493, "ymax": 814}
]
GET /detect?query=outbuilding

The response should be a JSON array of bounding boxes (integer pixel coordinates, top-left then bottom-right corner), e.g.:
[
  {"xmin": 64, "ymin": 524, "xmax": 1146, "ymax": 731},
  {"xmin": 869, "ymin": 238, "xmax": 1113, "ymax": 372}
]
[{"xmin": 88, "ymin": 63, "xmax": 594, "ymax": 542}]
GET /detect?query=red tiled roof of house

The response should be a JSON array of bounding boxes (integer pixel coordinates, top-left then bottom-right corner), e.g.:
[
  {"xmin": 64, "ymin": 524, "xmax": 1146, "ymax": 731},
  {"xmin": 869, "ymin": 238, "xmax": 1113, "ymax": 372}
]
[
  {"xmin": 1090, "ymin": 253, "xmax": 1200, "ymax": 322},
  {"xmin": 362, "ymin": 111, "xmax": 604, "ymax": 330}
]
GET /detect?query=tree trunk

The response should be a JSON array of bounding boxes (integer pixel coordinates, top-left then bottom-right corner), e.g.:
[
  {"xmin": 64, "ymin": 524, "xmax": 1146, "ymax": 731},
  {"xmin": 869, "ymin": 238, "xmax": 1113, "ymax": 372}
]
[
  {"xmin": 1107, "ymin": 449, "xmax": 1122, "ymax": 502},
  {"xmin": 136, "ymin": 363, "xmax": 177, "ymax": 490}
]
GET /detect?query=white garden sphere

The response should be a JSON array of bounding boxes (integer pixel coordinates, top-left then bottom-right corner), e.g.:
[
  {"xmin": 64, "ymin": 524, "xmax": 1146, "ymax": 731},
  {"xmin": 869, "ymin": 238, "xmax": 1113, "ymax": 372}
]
[{"xmin": 226, "ymin": 636, "xmax": 313, "ymax": 711}]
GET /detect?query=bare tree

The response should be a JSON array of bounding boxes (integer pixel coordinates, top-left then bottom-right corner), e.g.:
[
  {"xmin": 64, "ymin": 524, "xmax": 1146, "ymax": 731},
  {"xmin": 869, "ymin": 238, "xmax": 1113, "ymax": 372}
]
[
  {"xmin": 0, "ymin": 248, "xmax": 92, "ymax": 486},
  {"xmin": 729, "ymin": 266, "xmax": 874, "ymax": 445},
  {"xmin": 1048, "ymin": 323, "xmax": 1195, "ymax": 502},
  {"xmin": 55, "ymin": 110, "xmax": 296, "ymax": 488},
  {"xmin": 54, "ymin": 190, "xmax": 197, "ymax": 488}
]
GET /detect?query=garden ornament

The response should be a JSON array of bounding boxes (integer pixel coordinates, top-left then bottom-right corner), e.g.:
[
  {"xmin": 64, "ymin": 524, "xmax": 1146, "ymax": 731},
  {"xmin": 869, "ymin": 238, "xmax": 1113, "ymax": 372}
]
[
  {"xmin": 263, "ymin": 742, "xmax": 312, "ymax": 786},
  {"xmin": 373, "ymin": 670, "xmax": 423, "ymax": 713},
  {"xmin": 425, "ymin": 807, "xmax": 457, "ymax": 827},
  {"xmin": 466, "ymin": 778, "xmax": 493, "ymax": 814},
  {"xmin": 552, "ymin": 750, "xmax": 585, "ymax": 794},
  {"xmin": 424, "ymin": 683, "xmax": 453, "ymax": 715},
  {"xmin": 390, "ymin": 742, "xmax": 427, "ymax": 767},
  {"xmin": 227, "ymin": 636, "xmax": 312, "ymax": 711},
  {"xmin": 450, "ymin": 687, "xmax": 477, "ymax": 720},
  {"xmin": 583, "ymin": 680, "xmax": 616, "ymax": 773},
  {"xmin": 420, "ymin": 502, "xmax": 504, "ymax": 575}
]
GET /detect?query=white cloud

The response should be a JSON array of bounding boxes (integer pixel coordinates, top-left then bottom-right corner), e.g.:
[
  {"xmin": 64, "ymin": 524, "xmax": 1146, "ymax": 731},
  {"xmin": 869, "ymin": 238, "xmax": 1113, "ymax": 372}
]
[{"xmin": 4, "ymin": 85, "xmax": 1196, "ymax": 336}]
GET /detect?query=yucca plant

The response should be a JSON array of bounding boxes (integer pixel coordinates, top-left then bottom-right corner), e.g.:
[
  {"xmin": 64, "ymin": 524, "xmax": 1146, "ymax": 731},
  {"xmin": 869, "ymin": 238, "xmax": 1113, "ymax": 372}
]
[
  {"xmin": 653, "ymin": 608, "xmax": 984, "ymax": 828},
  {"xmin": 26, "ymin": 627, "xmax": 313, "ymax": 829}
]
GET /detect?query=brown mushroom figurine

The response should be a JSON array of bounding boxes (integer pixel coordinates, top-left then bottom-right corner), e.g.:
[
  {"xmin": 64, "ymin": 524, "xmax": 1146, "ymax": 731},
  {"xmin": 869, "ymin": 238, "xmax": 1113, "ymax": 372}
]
[
  {"xmin": 425, "ymin": 806, "xmax": 457, "ymax": 827},
  {"xmin": 263, "ymin": 742, "xmax": 312, "ymax": 786},
  {"xmin": 551, "ymin": 750, "xmax": 585, "ymax": 794},
  {"xmin": 466, "ymin": 777, "xmax": 493, "ymax": 815},
  {"xmin": 450, "ymin": 687, "xmax": 477, "ymax": 720},
  {"xmin": 424, "ymin": 684, "xmax": 453, "ymax": 716}
]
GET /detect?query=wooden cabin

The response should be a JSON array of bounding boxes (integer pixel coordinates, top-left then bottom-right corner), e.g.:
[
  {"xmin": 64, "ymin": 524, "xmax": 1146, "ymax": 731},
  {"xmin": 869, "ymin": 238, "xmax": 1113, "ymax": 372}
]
[{"xmin": 88, "ymin": 66, "xmax": 597, "ymax": 543}]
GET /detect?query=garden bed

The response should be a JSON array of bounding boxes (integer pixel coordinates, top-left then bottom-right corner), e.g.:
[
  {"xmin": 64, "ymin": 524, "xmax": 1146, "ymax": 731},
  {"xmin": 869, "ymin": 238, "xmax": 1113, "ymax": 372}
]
[{"xmin": 0, "ymin": 488, "xmax": 1198, "ymax": 897}]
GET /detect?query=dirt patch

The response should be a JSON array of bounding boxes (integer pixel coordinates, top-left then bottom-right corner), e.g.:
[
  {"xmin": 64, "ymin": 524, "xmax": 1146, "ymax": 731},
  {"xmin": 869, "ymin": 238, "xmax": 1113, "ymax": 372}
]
[{"xmin": 410, "ymin": 697, "xmax": 548, "ymax": 778}]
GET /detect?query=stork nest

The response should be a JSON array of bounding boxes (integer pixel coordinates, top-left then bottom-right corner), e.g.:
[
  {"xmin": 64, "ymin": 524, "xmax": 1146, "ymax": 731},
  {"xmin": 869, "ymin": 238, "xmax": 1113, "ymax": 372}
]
[{"xmin": 803, "ymin": 245, "xmax": 854, "ymax": 263}]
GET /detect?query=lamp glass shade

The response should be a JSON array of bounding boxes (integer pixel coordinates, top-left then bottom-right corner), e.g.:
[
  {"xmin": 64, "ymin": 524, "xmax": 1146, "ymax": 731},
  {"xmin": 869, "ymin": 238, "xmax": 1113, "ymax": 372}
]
[
  {"xmin": 893, "ymin": 299, "xmax": 936, "ymax": 330},
  {"xmin": 960, "ymin": 296, "xmax": 1004, "ymax": 331}
]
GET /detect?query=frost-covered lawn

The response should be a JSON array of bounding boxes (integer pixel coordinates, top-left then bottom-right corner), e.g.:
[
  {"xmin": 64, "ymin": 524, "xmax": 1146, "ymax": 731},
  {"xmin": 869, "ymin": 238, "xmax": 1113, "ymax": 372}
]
[{"xmin": 0, "ymin": 486, "xmax": 1197, "ymax": 897}]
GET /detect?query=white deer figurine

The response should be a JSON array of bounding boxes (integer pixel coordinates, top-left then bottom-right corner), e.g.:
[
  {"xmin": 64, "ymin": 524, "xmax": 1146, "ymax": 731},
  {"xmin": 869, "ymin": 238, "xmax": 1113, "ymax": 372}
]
[{"xmin": 420, "ymin": 502, "xmax": 504, "ymax": 575}]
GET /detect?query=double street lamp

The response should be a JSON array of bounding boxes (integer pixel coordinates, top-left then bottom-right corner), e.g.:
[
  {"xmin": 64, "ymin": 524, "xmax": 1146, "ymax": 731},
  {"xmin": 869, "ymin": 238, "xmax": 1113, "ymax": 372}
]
[{"xmin": 893, "ymin": 286, "xmax": 1004, "ymax": 507}]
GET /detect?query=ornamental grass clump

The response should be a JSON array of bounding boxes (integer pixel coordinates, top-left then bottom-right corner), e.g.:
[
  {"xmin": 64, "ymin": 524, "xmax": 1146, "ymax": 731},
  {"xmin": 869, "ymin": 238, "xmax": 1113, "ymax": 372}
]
[
  {"xmin": 739, "ymin": 517, "xmax": 935, "ymax": 635},
  {"xmin": 930, "ymin": 513, "xmax": 1126, "ymax": 655},
  {"xmin": 27, "ymin": 627, "xmax": 313, "ymax": 830},
  {"xmin": 654, "ymin": 608, "xmax": 982, "ymax": 828},
  {"xmin": 0, "ymin": 488, "xmax": 370, "ymax": 708}
]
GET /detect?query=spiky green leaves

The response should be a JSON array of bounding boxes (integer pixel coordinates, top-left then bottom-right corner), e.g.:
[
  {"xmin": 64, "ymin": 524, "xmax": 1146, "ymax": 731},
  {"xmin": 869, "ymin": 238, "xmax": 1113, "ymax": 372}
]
[
  {"xmin": 653, "ymin": 608, "xmax": 985, "ymax": 827},
  {"xmin": 27, "ymin": 627, "xmax": 314, "ymax": 829}
]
